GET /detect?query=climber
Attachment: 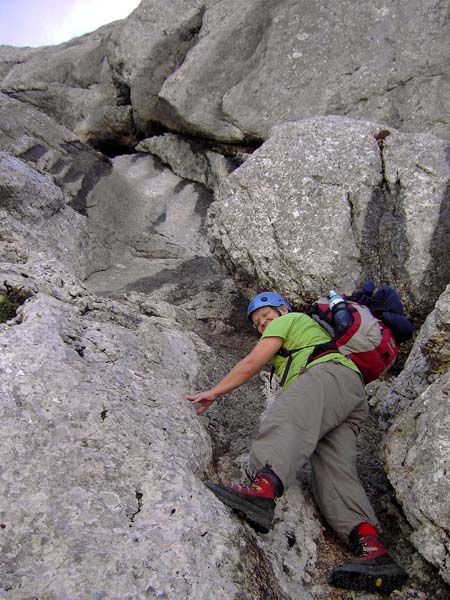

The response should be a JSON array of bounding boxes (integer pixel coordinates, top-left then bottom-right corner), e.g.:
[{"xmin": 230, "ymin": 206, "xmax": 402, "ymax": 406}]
[{"xmin": 186, "ymin": 291, "xmax": 408, "ymax": 594}]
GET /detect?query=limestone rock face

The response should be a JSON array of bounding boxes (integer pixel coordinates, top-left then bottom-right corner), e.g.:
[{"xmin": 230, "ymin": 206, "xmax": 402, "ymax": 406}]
[
  {"xmin": 219, "ymin": 0, "xmax": 450, "ymax": 142},
  {"xmin": 110, "ymin": 0, "xmax": 205, "ymax": 137},
  {"xmin": 136, "ymin": 133, "xmax": 235, "ymax": 190},
  {"xmin": 0, "ymin": 152, "xmax": 89, "ymax": 279},
  {"xmin": 0, "ymin": 149, "xmax": 323, "ymax": 599},
  {"xmin": 84, "ymin": 152, "xmax": 234, "ymax": 315},
  {"xmin": 0, "ymin": 24, "xmax": 135, "ymax": 150},
  {"xmin": 208, "ymin": 116, "xmax": 450, "ymax": 315},
  {"xmin": 136, "ymin": 0, "xmax": 450, "ymax": 142},
  {"xmin": 1, "ymin": 1, "xmax": 450, "ymax": 596},
  {"xmin": 381, "ymin": 284, "xmax": 450, "ymax": 585},
  {"xmin": 0, "ymin": 93, "xmax": 112, "ymax": 214},
  {"xmin": 2, "ymin": 0, "xmax": 449, "ymax": 147}
]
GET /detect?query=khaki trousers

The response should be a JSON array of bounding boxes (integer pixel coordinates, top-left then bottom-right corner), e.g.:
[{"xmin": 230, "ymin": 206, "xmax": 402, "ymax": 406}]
[{"xmin": 249, "ymin": 361, "xmax": 379, "ymax": 537}]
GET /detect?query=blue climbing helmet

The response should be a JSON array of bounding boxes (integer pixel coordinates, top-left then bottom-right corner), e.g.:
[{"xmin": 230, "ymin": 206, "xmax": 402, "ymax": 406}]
[{"xmin": 247, "ymin": 292, "xmax": 292, "ymax": 320}]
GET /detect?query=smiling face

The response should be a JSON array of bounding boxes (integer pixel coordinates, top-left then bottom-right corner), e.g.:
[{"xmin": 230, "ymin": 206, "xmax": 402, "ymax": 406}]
[{"xmin": 251, "ymin": 305, "xmax": 288, "ymax": 334}]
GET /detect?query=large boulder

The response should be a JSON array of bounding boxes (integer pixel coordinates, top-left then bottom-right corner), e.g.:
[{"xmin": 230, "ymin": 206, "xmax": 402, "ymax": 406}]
[
  {"xmin": 0, "ymin": 93, "xmax": 111, "ymax": 214},
  {"xmin": 0, "ymin": 151, "xmax": 89, "ymax": 280},
  {"xmin": 2, "ymin": 0, "xmax": 449, "ymax": 147},
  {"xmin": 208, "ymin": 116, "xmax": 450, "ymax": 316},
  {"xmin": 0, "ymin": 24, "xmax": 135, "ymax": 151},
  {"xmin": 109, "ymin": 0, "xmax": 205, "ymax": 138},
  {"xmin": 0, "ymin": 145, "xmax": 324, "ymax": 600},
  {"xmin": 381, "ymin": 284, "xmax": 450, "ymax": 585},
  {"xmin": 117, "ymin": 0, "xmax": 450, "ymax": 143}
]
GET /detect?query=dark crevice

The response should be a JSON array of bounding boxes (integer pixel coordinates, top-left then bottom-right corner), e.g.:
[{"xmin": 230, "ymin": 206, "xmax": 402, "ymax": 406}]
[
  {"xmin": 86, "ymin": 116, "xmax": 262, "ymax": 164},
  {"xmin": 240, "ymin": 534, "xmax": 287, "ymax": 600},
  {"xmin": 359, "ymin": 131, "xmax": 411, "ymax": 291},
  {"xmin": 374, "ymin": 129, "xmax": 392, "ymax": 191},
  {"xmin": 129, "ymin": 491, "xmax": 143, "ymax": 524},
  {"xmin": 111, "ymin": 75, "xmax": 132, "ymax": 107},
  {"xmin": 286, "ymin": 532, "xmax": 296, "ymax": 548},
  {"xmin": 421, "ymin": 165, "xmax": 450, "ymax": 314},
  {"xmin": 136, "ymin": 121, "xmax": 263, "ymax": 162},
  {"xmin": 89, "ymin": 139, "xmax": 137, "ymax": 158},
  {"xmin": 0, "ymin": 282, "xmax": 33, "ymax": 323}
]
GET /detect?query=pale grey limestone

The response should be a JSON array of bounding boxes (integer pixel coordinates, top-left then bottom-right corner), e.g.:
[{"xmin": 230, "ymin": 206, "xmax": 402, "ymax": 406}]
[
  {"xmin": 382, "ymin": 285, "xmax": 450, "ymax": 585},
  {"xmin": 136, "ymin": 133, "xmax": 234, "ymax": 190},
  {"xmin": 2, "ymin": 0, "xmax": 449, "ymax": 147},
  {"xmin": 208, "ymin": 116, "xmax": 450, "ymax": 316},
  {"xmin": 0, "ymin": 1, "xmax": 449, "ymax": 595},
  {"xmin": 1, "ymin": 149, "xmax": 318, "ymax": 599},
  {"xmin": 0, "ymin": 93, "xmax": 112, "ymax": 214}
]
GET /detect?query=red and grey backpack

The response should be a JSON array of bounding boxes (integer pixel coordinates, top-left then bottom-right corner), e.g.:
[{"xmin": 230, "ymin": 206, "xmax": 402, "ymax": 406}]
[
  {"xmin": 274, "ymin": 283, "xmax": 414, "ymax": 386},
  {"xmin": 309, "ymin": 298, "xmax": 399, "ymax": 384}
]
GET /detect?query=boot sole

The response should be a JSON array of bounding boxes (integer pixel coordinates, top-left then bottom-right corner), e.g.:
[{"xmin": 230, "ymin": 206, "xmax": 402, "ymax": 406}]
[
  {"xmin": 206, "ymin": 483, "xmax": 275, "ymax": 533},
  {"xmin": 331, "ymin": 562, "xmax": 409, "ymax": 594}
]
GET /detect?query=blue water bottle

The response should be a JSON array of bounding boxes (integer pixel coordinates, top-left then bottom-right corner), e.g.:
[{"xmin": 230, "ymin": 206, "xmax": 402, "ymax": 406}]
[{"xmin": 329, "ymin": 290, "xmax": 353, "ymax": 334}]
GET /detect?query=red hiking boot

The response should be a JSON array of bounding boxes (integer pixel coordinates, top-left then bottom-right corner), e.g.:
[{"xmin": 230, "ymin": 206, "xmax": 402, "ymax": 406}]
[
  {"xmin": 331, "ymin": 522, "xmax": 409, "ymax": 594},
  {"xmin": 206, "ymin": 466, "xmax": 283, "ymax": 533}
]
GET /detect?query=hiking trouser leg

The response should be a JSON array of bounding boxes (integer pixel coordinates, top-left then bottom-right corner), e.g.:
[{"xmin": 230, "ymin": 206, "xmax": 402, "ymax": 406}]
[
  {"xmin": 310, "ymin": 418, "xmax": 380, "ymax": 538},
  {"xmin": 249, "ymin": 361, "xmax": 367, "ymax": 491}
]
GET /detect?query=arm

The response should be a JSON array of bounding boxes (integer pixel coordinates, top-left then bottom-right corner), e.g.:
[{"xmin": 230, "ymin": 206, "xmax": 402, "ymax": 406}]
[{"xmin": 186, "ymin": 336, "xmax": 283, "ymax": 415}]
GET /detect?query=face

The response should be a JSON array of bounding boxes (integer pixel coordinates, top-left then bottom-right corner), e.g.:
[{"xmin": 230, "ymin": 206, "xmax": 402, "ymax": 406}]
[{"xmin": 251, "ymin": 305, "xmax": 287, "ymax": 334}]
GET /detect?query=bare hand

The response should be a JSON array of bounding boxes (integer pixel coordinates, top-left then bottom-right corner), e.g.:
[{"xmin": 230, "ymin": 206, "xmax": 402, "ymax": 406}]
[{"xmin": 185, "ymin": 390, "xmax": 218, "ymax": 415}]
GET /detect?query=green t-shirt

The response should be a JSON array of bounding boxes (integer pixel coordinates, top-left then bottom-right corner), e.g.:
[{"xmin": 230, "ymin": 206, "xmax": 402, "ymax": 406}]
[{"xmin": 262, "ymin": 312, "xmax": 360, "ymax": 389}]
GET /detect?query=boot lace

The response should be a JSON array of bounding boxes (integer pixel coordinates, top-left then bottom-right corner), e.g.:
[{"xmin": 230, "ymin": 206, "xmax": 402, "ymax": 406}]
[{"xmin": 354, "ymin": 535, "xmax": 381, "ymax": 557}]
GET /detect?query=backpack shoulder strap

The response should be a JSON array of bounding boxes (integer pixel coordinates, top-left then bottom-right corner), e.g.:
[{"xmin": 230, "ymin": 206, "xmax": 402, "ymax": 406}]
[{"xmin": 269, "ymin": 341, "xmax": 332, "ymax": 387}]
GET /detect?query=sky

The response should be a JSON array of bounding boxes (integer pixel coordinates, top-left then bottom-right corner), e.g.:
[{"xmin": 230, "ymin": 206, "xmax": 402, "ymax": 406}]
[{"xmin": 0, "ymin": 0, "xmax": 142, "ymax": 47}]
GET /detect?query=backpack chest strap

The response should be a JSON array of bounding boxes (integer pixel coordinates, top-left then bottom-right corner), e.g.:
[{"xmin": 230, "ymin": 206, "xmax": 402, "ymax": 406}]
[{"xmin": 270, "ymin": 342, "xmax": 337, "ymax": 388}]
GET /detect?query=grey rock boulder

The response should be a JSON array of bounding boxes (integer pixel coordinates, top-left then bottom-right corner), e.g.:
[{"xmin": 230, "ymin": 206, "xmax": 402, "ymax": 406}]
[
  {"xmin": 208, "ymin": 116, "xmax": 450, "ymax": 315},
  {"xmin": 0, "ymin": 93, "xmax": 112, "ymax": 214},
  {"xmin": 0, "ymin": 24, "xmax": 136, "ymax": 150},
  {"xmin": 160, "ymin": 0, "xmax": 450, "ymax": 142},
  {"xmin": 109, "ymin": 0, "xmax": 205, "ymax": 137},
  {"xmin": 136, "ymin": 133, "xmax": 235, "ymax": 191},
  {"xmin": 381, "ymin": 284, "xmax": 450, "ymax": 585},
  {"xmin": 3, "ymin": 0, "xmax": 449, "ymax": 148},
  {"xmin": 0, "ymin": 146, "xmax": 312, "ymax": 600},
  {"xmin": 0, "ymin": 151, "xmax": 90, "ymax": 280},
  {"xmin": 0, "ymin": 288, "xmax": 260, "ymax": 599}
]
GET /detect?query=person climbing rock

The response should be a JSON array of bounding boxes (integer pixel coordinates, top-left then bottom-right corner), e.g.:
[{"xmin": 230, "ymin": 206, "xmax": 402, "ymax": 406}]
[{"xmin": 186, "ymin": 291, "xmax": 408, "ymax": 594}]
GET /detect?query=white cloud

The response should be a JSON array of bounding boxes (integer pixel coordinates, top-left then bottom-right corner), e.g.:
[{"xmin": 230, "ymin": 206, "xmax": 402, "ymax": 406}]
[
  {"xmin": 49, "ymin": 0, "xmax": 141, "ymax": 44},
  {"xmin": 0, "ymin": 0, "xmax": 142, "ymax": 47}
]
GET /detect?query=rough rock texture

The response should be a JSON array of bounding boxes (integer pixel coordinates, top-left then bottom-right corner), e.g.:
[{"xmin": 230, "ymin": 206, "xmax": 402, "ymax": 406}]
[
  {"xmin": 0, "ymin": 24, "xmax": 136, "ymax": 151},
  {"xmin": 1, "ymin": 0, "xmax": 449, "ymax": 147},
  {"xmin": 208, "ymin": 116, "xmax": 450, "ymax": 316},
  {"xmin": 382, "ymin": 284, "xmax": 450, "ymax": 585},
  {"xmin": 0, "ymin": 92, "xmax": 112, "ymax": 214},
  {"xmin": 84, "ymin": 152, "xmax": 236, "ymax": 314},
  {"xmin": 0, "ymin": 152, "xmax": 89, "ymax": 279},
  {"xmin": 110, "ymin": 0, "xmax": 205, "ymax": 138},
  {"xmin": 5, "ymin": 139, "xmax": 447, "ymax": 599},
  {"xmin": 136, "ymin": 133, "xmax": 235, "ymax": 191},
  {"xmin": 0, "ymin": 149, "xmax": 322, "ymax": 599},
  {"xmin": 1, "ymin": 0, "xmax": 450, "ymax": 596},
  {"xmin": 218, "ymin": 0, "xmax": 450, "ymax": 142}
]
